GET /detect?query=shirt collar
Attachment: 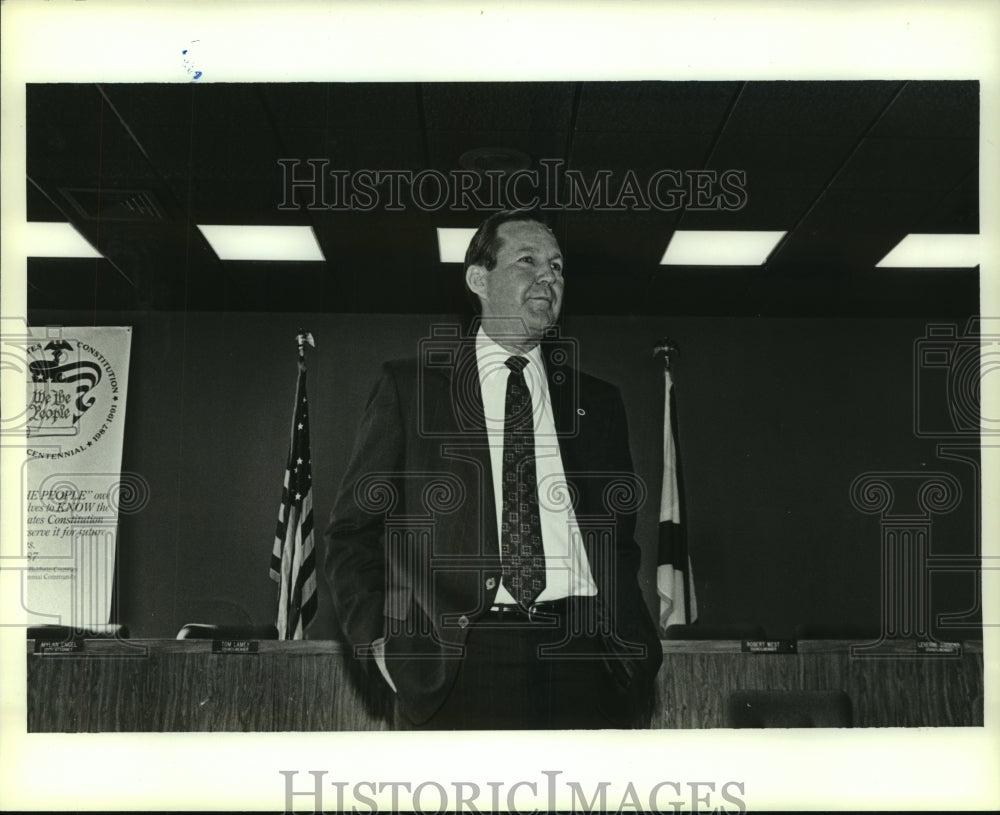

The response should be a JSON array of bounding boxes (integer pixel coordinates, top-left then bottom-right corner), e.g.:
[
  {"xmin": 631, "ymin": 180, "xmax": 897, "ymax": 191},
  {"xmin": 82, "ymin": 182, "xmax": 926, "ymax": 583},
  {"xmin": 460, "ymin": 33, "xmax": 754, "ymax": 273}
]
[{"xmin": 475, "ymin": 325, "xmax": 544, "ymax": 379}]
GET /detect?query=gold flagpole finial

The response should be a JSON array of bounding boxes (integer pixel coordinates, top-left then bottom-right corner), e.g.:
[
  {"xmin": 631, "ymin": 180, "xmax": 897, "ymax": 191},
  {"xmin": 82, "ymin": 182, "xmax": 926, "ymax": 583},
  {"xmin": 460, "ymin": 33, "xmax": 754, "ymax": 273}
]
[
  {"xmin": 296, "ymin": 330, "xmax": 315, "ymax": 367},
  {"xmin": 296, "ymin": 330, "xmax": 315, "ymax": 350},
  {"xmin": 653, "ymin": 337, "xmax": 678, "ymax": 371}
]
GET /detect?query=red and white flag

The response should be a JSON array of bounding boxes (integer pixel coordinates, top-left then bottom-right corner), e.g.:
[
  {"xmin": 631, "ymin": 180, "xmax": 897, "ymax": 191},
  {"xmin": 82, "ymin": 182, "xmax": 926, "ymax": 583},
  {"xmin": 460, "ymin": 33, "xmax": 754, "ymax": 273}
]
[{"xmin": 656, "ymin": 365, "xmax": 697, "ymax": 631}]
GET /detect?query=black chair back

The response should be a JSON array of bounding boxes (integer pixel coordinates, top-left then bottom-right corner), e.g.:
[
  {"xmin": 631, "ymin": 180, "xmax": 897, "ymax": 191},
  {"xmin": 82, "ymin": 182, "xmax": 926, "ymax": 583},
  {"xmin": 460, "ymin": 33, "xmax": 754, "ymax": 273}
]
[
  {"xmin": 176, "ymin": 623, "xmax": 279, "ymax": 640},
  {"xmin": 664, "ymin": 623, "xmax": 766, "ymax": 640},
  {"xmin": 727, "ymin": 690, "xmax": 853, "ymax": 728}
]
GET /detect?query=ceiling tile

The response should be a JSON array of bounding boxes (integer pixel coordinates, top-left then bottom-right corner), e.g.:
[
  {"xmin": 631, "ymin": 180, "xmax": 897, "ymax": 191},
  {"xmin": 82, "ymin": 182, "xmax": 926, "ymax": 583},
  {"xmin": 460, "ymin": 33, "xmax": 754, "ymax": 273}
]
[
  {"xmin": 641, "ymin": 267, "xmax": 791, "ymax": 316},
  {"xmin": 262, "ymin": 83, "xmax": 423, "ymax": 132},
  {"xmin": 868, "ymin": 80, "xmax": 979, "ymax": 139},
  {"xmin": 27, "ymin": 258, "xmax": 136, "ymax": 311},
  {"xmin": 768, "ymin": 228, "xmax": 905, "ymax": 273},
  {"xmin": 845, "ymin": 267, "xmax": 979, "ymax": 316},
  {"xmin": 831, "ymin": 137, "xmax": 977, "ymax": 192},
  {"xmin": 422, "ymin": 82, "xmax": 575, "ymax": 132},
  {"xmin": 322, "ymin": 83, "xmax": 422, "ymax": 131},
  {"xmin": 575, "ymin": 81, "xmax": 741, "ymax": 134},
  {"xmin": 27, "ymin": 83, "xmax": 105, "ymax": 125},
  {"xmin": 706, "ymin": 134, "xmax": 856, "ymax": 190},
  {"xmin": 767, "ymin": 184, "xmax": 947, "ymax": 270},
  {"xmin": 321, "ymin": 128, "xmax": 430, "ymax": 171},
  {"xmin": 426, "ymin": 129, "xmax": 566, "ymax": 173},
  {"xmin": 210, "ymin": 262, "xmax": 335, "ymax": 313},
  {"xmin": 26, "ymin": 181, "xmax": 67, "ymax": 222},
  {"xmin": 22, "ymin": 80, "xmax": 980, "ymax": 319},
  {"xmin": 101, "ymin": 84, "xmax": 196, "ymax": 128},
  {"xmin": 28, "ymin": 122, "xmax": 125, "ymax": 184},
  {"xmin": 915, "ymin": 173, "xmax": 978, "ymax": 233},
  {"xmin": 187, "ymin": 84, "xmax": 272, "ymax": 132},
  {"xmin": 725, "ymin": 80, "xmax": 903, "ymax": 137},
  {"xmin": 560, "ymin": 210, "xmax": 678, "ymax": 274},
  {"xmin": 678, "ymin": 185, "xmax": 816, "ymax": 231},
  {"xmin": 185, "ymin": 177, "xmax": 295, "ymax": 224},
  {"xmin": 569, "ymin": 132, "xmax": 712, "ymax": 173},
  {"xmin": 258, "ymin": 83, "xmax": 329, "ymax": 128}
]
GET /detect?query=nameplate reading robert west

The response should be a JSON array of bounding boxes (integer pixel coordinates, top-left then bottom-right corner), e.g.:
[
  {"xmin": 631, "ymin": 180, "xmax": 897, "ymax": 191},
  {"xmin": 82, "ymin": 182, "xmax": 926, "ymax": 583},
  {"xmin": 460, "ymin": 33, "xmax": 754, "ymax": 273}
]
[
  {"xmin": 24, "ymin": 326, "xmax": 133, "ymax": 629},
  {"xmin": 212, "ymin": 640, "xmax": 261, "ymax": 655}
]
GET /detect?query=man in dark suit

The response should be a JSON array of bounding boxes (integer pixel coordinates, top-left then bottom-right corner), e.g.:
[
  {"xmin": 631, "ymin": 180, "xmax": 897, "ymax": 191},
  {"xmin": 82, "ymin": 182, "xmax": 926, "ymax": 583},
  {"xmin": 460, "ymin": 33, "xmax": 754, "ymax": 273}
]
[{"xmin": 325, "ymin": 210, "xmax": 662, "ymax": 729}]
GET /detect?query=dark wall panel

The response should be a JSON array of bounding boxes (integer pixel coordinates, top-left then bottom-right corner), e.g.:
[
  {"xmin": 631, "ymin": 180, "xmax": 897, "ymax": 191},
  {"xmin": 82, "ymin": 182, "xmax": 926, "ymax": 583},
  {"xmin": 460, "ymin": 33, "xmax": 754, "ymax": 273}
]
[{"xmin": 28, "ymin": 310, "xmax": 982, "ymax": 641}]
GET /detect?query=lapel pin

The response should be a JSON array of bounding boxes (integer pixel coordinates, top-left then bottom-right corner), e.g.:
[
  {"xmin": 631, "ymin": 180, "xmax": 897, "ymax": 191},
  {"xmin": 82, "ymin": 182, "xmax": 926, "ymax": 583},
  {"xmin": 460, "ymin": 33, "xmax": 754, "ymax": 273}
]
[{"xmin": 577, "ymin": 408, "xmax": 586, "ymax": 416}]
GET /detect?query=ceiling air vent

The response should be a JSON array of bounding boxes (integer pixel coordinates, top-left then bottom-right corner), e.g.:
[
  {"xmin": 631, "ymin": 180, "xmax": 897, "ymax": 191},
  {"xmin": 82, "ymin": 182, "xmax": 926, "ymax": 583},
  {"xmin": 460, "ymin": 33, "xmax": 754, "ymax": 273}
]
[{"xmin": 59, "ymin": 187, "xmax": 165, "ymax": 222}]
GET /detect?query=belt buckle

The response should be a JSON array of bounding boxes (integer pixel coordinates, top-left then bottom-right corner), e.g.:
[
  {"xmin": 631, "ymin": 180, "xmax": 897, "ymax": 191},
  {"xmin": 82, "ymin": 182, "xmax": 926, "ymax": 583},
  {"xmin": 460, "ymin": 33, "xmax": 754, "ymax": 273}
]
[
  {"xmin": 527, "ymin": 602, "xmax": 546, "ymax": 624},
  {"xmin": 490, "ymin": 604, "xmax": 520, "ymax": 621}
]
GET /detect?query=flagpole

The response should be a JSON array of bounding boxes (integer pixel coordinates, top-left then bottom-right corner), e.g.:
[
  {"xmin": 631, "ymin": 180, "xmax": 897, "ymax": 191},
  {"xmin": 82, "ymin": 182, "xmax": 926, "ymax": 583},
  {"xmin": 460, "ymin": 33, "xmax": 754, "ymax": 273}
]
[
  {"xmin": 270, "ymin": 329, "xmax": 318, "ymax": 640},
  {"xmin": 653, "ymin": 336, "xmax": 697, "ymax": 632},
  {"xmin": 291, "ymin": 328, "xmax": 315, "ymax": 457}
]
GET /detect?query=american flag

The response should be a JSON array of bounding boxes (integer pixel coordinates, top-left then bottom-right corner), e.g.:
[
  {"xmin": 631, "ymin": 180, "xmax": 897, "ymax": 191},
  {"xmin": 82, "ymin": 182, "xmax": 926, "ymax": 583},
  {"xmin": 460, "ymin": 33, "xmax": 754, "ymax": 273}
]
[
  {"xmin": 656, "ymin": 362, "xmax": 698, "ymax": 631},
  {"xmin": 270, "ymin": 353, "xmax": 318, "ymax": 639}
]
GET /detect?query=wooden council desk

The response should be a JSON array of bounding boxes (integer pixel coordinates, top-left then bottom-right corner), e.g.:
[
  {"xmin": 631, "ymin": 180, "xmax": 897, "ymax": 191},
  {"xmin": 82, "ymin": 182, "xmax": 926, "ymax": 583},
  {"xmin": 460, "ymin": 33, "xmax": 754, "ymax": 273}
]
[{"xmin": 26, "ymin": 639, "xmax": 984, "ymax": 732}]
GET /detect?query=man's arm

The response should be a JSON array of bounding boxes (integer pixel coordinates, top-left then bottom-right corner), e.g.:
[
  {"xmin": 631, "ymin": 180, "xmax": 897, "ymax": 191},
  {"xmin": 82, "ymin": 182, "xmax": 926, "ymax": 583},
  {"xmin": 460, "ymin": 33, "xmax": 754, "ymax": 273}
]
[
  {"xmin": 602, "ymin": 384, "xmax": 663, "ymax": 686},
  {"xmin": 324, "ymin": 363, "xmax": 405, "ymax": 656},
  {"xmin": 607, "ymin": 385, "xmax": 644, "ymax": 580}
]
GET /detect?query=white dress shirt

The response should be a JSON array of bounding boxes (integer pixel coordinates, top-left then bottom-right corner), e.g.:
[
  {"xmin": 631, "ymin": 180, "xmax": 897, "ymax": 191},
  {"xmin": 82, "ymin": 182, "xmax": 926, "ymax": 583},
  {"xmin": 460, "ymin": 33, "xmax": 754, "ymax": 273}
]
[
  {"xmin": 475, "ymin": 327, "xmax": 598, "ymax": 603},
  {"xmin": 375, "ymin": 329, "xmax": 600, "ymax": 692}
]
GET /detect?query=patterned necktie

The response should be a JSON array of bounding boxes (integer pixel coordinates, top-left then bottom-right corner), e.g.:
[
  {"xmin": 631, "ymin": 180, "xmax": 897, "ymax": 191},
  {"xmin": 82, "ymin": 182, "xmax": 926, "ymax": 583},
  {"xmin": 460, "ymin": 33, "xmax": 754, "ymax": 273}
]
[{"xmin": 500, "ymin": 355, "xmax": 546, "ymax": 609}]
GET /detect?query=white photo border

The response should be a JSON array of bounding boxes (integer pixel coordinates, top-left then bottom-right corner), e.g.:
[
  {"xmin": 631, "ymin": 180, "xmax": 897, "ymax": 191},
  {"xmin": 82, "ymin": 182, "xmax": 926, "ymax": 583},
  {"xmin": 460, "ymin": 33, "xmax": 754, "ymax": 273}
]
[{"xmin": 2, "ymin": 1, "xmax": 998, "ymax": 811}]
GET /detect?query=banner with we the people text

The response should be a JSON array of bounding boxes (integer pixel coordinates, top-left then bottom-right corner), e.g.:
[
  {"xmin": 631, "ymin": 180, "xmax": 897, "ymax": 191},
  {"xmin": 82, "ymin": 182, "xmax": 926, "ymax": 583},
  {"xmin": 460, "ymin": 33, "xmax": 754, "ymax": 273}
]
[{"xmin": 24, "ymin": 326, "xmax": 133, "ymax": 630}]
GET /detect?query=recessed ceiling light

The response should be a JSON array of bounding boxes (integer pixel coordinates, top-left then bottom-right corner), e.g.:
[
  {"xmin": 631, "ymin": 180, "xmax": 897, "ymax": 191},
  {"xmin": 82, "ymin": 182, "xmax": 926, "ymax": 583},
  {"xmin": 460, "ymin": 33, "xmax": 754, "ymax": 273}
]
[
  {"xmin": 876, "ymin": 234, "xmax": 980, "ymax": 268},
  {"xmin": 197, "ymin": 225, "xmax": 324, "ymax": 261},
  {"xmin": 24, "ymin": 222, "xmax": 103, "ymax": 258},
  {"xmin": 660, "ymin": 231, "xmax": 786, "ymax": 266},
  {"xmin": 437, "ymin": 227, "xmax": 477, "ymax": 263}
]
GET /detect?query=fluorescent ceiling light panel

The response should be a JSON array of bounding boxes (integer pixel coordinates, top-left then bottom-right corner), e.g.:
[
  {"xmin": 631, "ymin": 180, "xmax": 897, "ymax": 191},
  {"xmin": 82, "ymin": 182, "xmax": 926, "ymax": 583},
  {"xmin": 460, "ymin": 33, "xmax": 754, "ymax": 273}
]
[
  {"xmin": 197, "ymin": 225, "xmax": 324, "ymax": 261},
  {"xmin": 660, "ymin": 231, "xmax": 786, "ymax": 266},
  {"xmin": 876, "ymin": 234, "xmax": 980, "ymax": 267},
  {"xmin": 25, "ymin": 222, "xmax": 103, "ymax": 258},
  {"xmin": 437, "ymin": 228, "xmax": 477, "ymax": 263}
]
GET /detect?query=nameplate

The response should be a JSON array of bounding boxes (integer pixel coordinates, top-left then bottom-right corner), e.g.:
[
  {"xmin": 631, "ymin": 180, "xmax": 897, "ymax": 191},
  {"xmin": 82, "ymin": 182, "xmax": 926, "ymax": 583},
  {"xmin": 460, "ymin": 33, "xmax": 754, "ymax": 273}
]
[
  {"xmin": 34, "ymin": 638, "xmax": 84, "ymax": 655},
  {"xmin": 212, "ymin": 639, "xmax": 259, "ymax": 654},
  {"xmin": 742, "ymin": 639, "xmax": 797, "ymax": 654},
  {"xmin": 916, "ymin": 640, "xmax": 961, "ymax": 655}
]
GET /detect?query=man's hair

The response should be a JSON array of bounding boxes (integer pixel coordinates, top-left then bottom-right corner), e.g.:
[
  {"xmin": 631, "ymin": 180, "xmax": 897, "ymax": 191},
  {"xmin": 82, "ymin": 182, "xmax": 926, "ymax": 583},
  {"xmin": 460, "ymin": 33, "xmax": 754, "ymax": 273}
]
[{"xmin": 463, "ymin": 209, "xmax": 554, "ymax": 315}]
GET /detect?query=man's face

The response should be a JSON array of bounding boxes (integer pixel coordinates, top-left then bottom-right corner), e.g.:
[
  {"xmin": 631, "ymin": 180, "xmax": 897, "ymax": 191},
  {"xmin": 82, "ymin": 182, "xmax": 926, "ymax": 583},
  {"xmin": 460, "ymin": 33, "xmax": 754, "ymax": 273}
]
[{"xmin": 472, "ymin": 220, "xmax": 564, "ymax": 342}]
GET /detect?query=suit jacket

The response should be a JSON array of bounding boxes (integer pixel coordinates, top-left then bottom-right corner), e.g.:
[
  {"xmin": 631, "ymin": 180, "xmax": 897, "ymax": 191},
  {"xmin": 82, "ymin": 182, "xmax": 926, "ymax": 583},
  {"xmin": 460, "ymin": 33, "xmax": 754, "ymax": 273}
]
[{"xmin": 324, "ymin": 331, "xmax": 662, "ymax": 726}]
